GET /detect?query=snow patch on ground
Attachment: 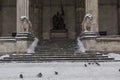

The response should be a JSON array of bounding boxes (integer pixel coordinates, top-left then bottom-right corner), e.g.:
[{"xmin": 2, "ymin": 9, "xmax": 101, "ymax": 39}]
[
  {"xmin": 105, "ymin": 53, "xmax": 120, "ymax": 60},
  {"xmin": 108, "ymin": 53, "xmax": 120, "ymax": 60},
  {"xmin": 0, "ymin": 62, "xmax": 120, "ymax": 80}
]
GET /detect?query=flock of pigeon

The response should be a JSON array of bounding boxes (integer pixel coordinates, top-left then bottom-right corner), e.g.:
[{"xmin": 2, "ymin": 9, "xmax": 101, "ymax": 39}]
[
  {"xmin": 19, "ymin": 71, "xmax": 58, "ymax": 79},
  {"xmin": 84, "ymin": 62, "xmax": 100, "ymax": 67},
  {"xmin": 19, "ymin": 62, "xmax": 120, "ymax": 79}
]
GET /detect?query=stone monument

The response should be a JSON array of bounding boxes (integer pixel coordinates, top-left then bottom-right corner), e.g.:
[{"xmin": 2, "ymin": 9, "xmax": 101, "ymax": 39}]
[
  {"xmin": 82, "ymin": 13, "xmax": 93, "ymax": 32},
  {"xmin": 52, "ymin": 12, "xmax": 66, "ymax": 30},
  {"xmin": 50, "ymin": 4, "xmax": 68, "ymax": 38},
  {"xmin": 20, "ymin": 16, "xmax": 32, "ymax": 34},
  {"xmin": 80, "ymin": 13, "xmax": 98, "ymax": 39},
  {"xmin": 17, "ymin": 16, "xmax": 34, "ymax": 38}
]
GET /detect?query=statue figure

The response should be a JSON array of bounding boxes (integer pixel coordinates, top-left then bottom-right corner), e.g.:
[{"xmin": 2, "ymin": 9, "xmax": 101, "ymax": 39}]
[
  {"xmin": 20, "ymin": 16, "xmax": 32, "ymax": 33},
  {"xmin": 52, "ymin": 12, "xmax": 66, "ymax": 30},
  {"xmin": 52, "ymin": 13, "xmax": 58, "ymax": 30},
  {"xmin": 82, "ymin": 13, "xmax": 93, "ymax": 32}
]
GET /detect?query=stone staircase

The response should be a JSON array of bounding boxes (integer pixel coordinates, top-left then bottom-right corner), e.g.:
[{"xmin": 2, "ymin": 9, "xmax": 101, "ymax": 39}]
[
  {"xmin": 0, "ymin": 39, "xmax": 114, "ymax": 62},
  {"xmin": 1, "ymin": 53, "xmax": 114, "ymax": 62}
]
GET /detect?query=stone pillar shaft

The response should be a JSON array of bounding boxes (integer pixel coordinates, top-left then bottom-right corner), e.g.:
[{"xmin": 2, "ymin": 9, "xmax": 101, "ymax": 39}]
[
  {"xmin": 85, "ymin": 0, "xmax": 99, "ymax": 33},
  {"xmin": 17, "ymin": 0, "xmax": 29, "ymax": 33}
]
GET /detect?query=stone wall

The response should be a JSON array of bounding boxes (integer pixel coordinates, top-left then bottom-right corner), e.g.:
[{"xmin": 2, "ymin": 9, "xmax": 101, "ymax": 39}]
[
  {"xmin": 99, "ymin": 0, "xmax": 118, "ymax": 35},
  {"xmin": 66, "ymin": 6, "xmax": 76, "ymax": 39},
  {"xmin": 42, "ymin": 0, "xmax": 76, "ymax": 39},
  {"xmin": 0, "ymin": 0, "xmax": 120, "ymax": 38},
  {"xmin": 0, "ymin": 37, "xmax": 33, "ymax": 53},
  {"xmin": 82, "ymin": 37, "xmax": 120, "ymax": 52},
  {"xmin": 1, "ymin": 0, "xmax": 16, "ymax": 37},
  {"xmin": 0, "ymin": 6, "xmax": 2, "ymax": 37},
  {"xmin": 0, "ymin": 39, "xmax": 16, "ymax": 53}
]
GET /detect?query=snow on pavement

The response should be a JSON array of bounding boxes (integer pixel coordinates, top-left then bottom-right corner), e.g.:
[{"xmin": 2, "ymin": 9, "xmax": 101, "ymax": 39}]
[{"xmin": 0, "ymin": 62, "xmax": 120, "ymax": 80}]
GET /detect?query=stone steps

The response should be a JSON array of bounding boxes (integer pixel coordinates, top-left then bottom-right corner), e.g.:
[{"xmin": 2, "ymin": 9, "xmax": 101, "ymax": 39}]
[
  {"xmin": 2, "ymin": 57, "xmax": 114, "ymax": 62},
  {"xmin": 10, "ymin": 53, "xmax": 105, "ymax": 57},
  {"xmin": 0, "ymin": 39, "xmax": 115, "ymax": 62},
  {"xmin": 0, "ymin": 52, "xmax": 114, "ymax": 62},
  {"xmin": 8, "ymin": 56, "xmax": 109, "ymax": 59}
]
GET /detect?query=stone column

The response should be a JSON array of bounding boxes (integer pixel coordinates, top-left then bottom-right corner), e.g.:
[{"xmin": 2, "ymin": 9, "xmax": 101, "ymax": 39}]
[
  {"xmin": 33, "ymin": 8, "xmax": 40, "ymax": 37},
  {"xmin": 76, "ymin": 0, "xmax": 85, "ymax": 36},
  {"xmin": 118, "ymin": 2, "xmax": 120, "ymax": 35},
  {"xmin": 85, "ymin": 0, "xmax": 99, "ymax": 33},
  {"xmin": 17, "ymin": 0, "xmax": 29, "ymax": 33},
  {"xmin": 33, "ymin": 1, "xmax": 42, "ymax": 39},
  {"xmin": 16, "ymin": 0, "xmax": 34, "ymax": 53}
]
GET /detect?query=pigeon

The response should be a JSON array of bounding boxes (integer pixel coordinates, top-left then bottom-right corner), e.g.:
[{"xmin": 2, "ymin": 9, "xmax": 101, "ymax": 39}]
[
  {"xmin": 88, "ymin": 62, "xmax": 91, "ymax": 65},
  {"xmin": 54, "ymin": 71, "xmax": 58, "ymax": 75},
  {"xmin": 96, "ymin": 62, "xmax": 100, "ymax": 66},
  {"xmin": 84, "ymin": 64, "xmax": 87, "ymax": 67},
  {"xmin": 19, "ymin": 74, "xmax": 23, "ymax": 79},
  {"xmin": 37, "ymin": 73, "xmax": 42, "ymax": 78}
]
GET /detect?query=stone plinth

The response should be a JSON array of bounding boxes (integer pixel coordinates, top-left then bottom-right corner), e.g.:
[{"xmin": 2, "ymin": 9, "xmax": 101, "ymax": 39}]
[
  {"xmin": 16, "ymin": 33, "xmax": 34, "ymax": 53},
  {"xmin": 80, "ymin": 31, "xmax": 98, "ymax": 39},
  {"xmin": 16, "ymin": 33, "xmax": 34, "ymax": 39},
  {"xmin": 81, "ymin": 36, "xmax": 120, "ymax": 53},
  {"xmin": 0, "ymin": 37, "xmax": 16, "ymax": 53},
  {"xmin": 50, "ymin": 30, "xmax": 68, "ymax": 38},
  {"xmin": 0, "ymin": 33, "xmax": 34, "ymax": 53}
]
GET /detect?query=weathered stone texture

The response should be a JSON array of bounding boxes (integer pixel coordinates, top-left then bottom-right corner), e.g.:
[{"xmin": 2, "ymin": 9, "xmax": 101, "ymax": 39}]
[
  {"xmin": 83, "ymin": 38, "xmax": 120, "ymax": 52},
  {"xmin": 0, "ymin": 41, "xmax": 16, "ymax": 52}
]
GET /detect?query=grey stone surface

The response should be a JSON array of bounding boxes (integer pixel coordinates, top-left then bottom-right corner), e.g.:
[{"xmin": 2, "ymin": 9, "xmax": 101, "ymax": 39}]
[
  {"xmin": 82, "ymin": 36, "xmax": 120, "ymax": 52},
  {"xmin": 0, "ymin": 0, "xmax": 120, "ymax": 38}
]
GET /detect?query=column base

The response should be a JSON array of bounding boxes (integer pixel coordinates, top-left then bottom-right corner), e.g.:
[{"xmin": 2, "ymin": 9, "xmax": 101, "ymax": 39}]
[
  {"xmin": 16, "ymin": 33, "xmax": 34, "ymax": 40},
  {"xmin": 80, "ymin": 31, "xmax": 98, "ymax": 39},
  {"xmin": 50, "ymin": 29, "xmax": 68, "ymax": 38}
]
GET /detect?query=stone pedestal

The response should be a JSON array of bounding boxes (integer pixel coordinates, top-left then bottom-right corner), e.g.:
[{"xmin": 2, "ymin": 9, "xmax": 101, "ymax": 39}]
[
  {"xmin": 50, "ymin": 30, "xmax": 68, "ymax": 38},
  {"xmin": 80, "ymin": 31, "xmax": 98, "ymax": 39},
  {"xmin": 16, "ymin": 33, "xmax": 34, "ymax": 39},
  {"xmin": 16, "ymin": 33, "xmax": 34, "ymax": 52}
]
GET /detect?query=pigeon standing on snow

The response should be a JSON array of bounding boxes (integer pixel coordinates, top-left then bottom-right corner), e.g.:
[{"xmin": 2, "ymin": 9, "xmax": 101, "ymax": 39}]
[
  {"xmin": 88, "ymin": 62, "xmax": 91, "ymax": 65},
  {"xmin": 19, "ymin": 74, "xmax": 23, "ymax": 79},
  {"xmin": 119, "ymin": 69, "xmax": 120, "ymax": 72},
  {"xmin": 92, "ymin": 62, "xmax": 94, "ymax": 65},
  {"xmin": 96, "ymin": 62, "xmax": 100, "ymax": 66},
  {"xmin": 37, "ymin": 73, "xmax": 42, "ymax": 78},
  {"xmin": 84, "ymin": 64, "xmax": 87, "ymax": 67},
  {"xmin": 54, "ymin": 71, "xmax": 58, "ymax": 75}
]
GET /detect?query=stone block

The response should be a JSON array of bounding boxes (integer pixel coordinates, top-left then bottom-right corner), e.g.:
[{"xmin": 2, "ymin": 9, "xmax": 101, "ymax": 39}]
[
  {"xmin": 82, "ymin": 36, "xmax": 120, "ymax": 52},
  {"xmin": 50, "ymin": 30, "xmax": 68, "ymax": 38}
]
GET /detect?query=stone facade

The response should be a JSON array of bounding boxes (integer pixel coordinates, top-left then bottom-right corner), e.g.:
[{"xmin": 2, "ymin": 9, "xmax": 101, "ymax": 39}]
[
  {"xmin": 0, "ymin": 39, "xmax": 16, "ymax": 53},
  {"xmin": 0, "ymin": 0, "xmax": 120, "ymax": 52},
  {"xmin": 82, "ymin": 37, "xmax": 120, "ymax": 52},
  {"xmin": 0, "ymin": 0, "xmax": 120, "ymax": 38},
  {"xmin": 0, "ymin": 37, "xmax": 33, "ymax": 53}
]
